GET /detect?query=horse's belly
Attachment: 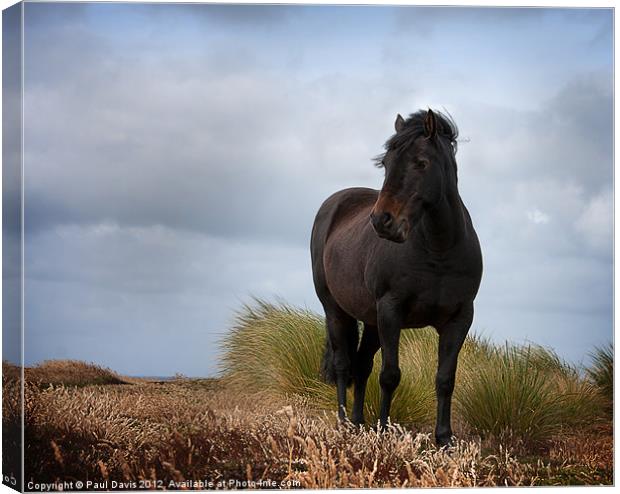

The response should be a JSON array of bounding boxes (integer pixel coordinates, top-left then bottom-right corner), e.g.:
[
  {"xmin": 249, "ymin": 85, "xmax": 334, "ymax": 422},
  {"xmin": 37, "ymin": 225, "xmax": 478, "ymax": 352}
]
[{"xmin": 323, "ymin": 237, "xmax": 377, "ymax": 325}]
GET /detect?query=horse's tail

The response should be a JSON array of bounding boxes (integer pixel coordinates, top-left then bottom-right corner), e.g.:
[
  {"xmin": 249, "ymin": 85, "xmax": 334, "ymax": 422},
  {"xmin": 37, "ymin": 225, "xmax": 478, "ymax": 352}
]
[
  {"xmin": 320, "ymin": 339, "xmax": 337, "ymax": 385},
  {"xmin": 321, "ymin": 338, "xmax": 357, "ymax": 387}
]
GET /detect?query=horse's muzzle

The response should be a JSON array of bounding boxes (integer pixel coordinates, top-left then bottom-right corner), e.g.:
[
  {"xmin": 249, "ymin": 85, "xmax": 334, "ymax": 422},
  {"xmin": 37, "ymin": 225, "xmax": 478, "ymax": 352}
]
[{"xmin": 370, "ymin": 212, "xmax": 408, "ymax": 243}]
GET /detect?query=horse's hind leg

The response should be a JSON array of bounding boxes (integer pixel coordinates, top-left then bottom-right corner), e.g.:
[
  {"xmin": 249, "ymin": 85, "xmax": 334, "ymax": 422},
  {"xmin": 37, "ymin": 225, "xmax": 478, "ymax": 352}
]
[
  {"xmin": 324, "ymin": 307, "xmax": 358, "ymax": 422},
  {"xmin": 351, "ymin": 324, "xmax": 380, "ymax": 426}
]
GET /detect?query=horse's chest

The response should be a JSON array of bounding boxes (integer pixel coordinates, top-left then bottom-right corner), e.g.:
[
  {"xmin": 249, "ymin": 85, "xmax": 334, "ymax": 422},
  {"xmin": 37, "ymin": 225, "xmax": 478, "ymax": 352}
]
[{"xmin": 403, "ymin": 273, "xmax": 471, "ymax": 327}]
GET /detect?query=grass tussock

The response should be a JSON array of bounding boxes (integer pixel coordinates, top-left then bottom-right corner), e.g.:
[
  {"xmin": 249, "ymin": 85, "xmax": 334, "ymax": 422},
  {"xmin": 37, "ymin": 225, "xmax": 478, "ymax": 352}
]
[
  {"xmin": 221, "ymin": 302, "xmax": 607, "ymax": 447},
  {"xmin": 586, "ymin": 344, "xmax": 613, "ymax": 414},
  {"xmin": 220, "ymin": 301, "xmax": 437, "ymax": 425},
  {"xmin": 456, "ymin": 345, "xmax": 602, "ymax": 446}
]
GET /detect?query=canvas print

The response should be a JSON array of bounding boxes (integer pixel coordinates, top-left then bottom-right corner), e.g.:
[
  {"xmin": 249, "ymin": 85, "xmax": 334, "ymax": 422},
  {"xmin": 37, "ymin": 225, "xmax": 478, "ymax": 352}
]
[{"xmin": 2, "ymin": 1, "xmax": 613, "ymax": 490}]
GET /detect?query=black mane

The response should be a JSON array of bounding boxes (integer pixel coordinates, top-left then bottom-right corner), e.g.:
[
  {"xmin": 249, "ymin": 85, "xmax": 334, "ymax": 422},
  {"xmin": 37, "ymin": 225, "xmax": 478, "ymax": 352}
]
[{"xmin": 375, "ymin": 109, "xmax": 459, "ymax": 167}]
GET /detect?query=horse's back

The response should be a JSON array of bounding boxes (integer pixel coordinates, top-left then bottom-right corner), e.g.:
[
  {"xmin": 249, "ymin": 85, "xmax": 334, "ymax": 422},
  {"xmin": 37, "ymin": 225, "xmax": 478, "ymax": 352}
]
[{"xmin": 311, "ymin": 187, "xmax": 377, "ymax": 258}]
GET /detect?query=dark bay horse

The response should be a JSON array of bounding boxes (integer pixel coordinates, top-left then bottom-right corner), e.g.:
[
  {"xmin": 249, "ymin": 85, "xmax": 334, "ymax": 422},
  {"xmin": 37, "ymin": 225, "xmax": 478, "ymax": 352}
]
[{"xmin": 311, "ymin": 109, "xmax": 482, "ymax": 447}]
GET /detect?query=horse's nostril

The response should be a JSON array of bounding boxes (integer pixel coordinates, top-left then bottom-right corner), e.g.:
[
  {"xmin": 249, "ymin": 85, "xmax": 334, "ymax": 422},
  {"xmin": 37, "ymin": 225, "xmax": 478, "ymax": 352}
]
[
  {"xmin": 371, "ymin": 211, "xmax": 396, "ymax": 234},
  {"xmin": 382, "ymin": 212, "xmax": 393, "ymax": 228}
]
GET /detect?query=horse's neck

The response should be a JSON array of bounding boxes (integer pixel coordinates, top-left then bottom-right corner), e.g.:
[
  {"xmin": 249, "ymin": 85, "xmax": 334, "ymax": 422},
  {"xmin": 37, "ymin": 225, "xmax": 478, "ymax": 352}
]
[{"xmin": 417, "ymin": 191, "xmax": 466, "ymax": 253}]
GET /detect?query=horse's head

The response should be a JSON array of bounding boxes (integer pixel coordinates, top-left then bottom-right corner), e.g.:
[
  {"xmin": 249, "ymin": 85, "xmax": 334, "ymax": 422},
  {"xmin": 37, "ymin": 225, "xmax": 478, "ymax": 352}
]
[{"xmin": 370, "ymin": 109, "xmax": 459, "ymax": 243}]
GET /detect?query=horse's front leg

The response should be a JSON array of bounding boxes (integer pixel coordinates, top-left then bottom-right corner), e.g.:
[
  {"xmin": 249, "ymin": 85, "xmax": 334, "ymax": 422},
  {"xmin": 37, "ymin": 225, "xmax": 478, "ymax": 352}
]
[
  {"xmin": 435, "ymin": 303, "xmax": 474, "ymax": 447},
  {"xmin": 377, "ymin": 301, "xmax": 403, "ymax": 429}
]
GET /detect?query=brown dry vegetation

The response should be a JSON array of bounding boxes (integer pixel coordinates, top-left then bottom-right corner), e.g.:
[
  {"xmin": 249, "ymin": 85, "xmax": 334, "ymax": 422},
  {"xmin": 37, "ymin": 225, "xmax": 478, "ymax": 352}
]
[
  {"xmin": 2, "ymin": 360, "xmax": 613, "ymax": 489},
  {"xmin": 24, "ymin": 360, "xmax": 128, "ymax": 387}
]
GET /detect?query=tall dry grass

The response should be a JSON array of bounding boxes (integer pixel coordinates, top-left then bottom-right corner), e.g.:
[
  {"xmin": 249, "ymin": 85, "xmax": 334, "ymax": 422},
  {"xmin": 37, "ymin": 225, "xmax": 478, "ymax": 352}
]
[
  {"xmin": 2, "ymin": 362, "xmax": 23, "ymax": 488},
  {"xmin": 221, "ymin": 301, "xmax": 606, "ymax": 446},
  {"xmin": 1, "ymin": 373, "xmax": 551, "ymax": 487},
  {"xmin": 3, "ymin": 357, "xmax": 612, "ymax": 487}
]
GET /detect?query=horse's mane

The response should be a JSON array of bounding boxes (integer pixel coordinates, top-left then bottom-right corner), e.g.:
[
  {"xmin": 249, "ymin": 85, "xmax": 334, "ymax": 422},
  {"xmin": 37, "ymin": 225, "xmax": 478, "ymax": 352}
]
[{"xmin": 375, "ymin": 109, "xmax": 459, "ymax": 167}]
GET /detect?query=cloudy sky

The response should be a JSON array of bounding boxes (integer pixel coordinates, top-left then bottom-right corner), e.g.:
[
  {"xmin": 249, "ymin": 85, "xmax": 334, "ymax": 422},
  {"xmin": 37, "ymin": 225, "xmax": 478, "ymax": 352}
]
[{"xmin": 10, "ymin": 3, "xmax": 613, "ymax": 376}]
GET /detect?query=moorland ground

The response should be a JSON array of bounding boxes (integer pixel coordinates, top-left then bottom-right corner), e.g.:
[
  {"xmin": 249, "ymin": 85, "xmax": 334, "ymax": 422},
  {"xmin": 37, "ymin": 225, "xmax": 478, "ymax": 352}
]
[{"xmin": 2, "ymin": 304, "xmax": 613, "ymax": 488}]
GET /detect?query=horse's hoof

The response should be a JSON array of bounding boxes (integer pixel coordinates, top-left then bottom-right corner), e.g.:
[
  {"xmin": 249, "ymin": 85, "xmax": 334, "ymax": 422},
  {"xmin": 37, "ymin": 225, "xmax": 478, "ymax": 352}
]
[
  {"xmin": 374, "ymin": 422, "xmax": 389, "ymax": 434},
  {"xmin": 350, "ymin": 415, "xmax": 365, "ymax": 428},
  {"xmin": 435, "ymin": 435, "xmax": 455, "ymax": 449}
]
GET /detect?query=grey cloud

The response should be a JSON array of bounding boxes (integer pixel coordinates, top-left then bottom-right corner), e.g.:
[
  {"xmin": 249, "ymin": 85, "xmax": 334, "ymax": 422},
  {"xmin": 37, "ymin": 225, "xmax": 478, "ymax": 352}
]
[
  {"xmin": 24, "ymin": 28, "xmax": 404, "ymax": 245},
  {"xmin": 25, "ymin": 3, "xmax": 294, "ymax": 28},
  {"xmin": 393, "ymin": 6, "xmax": 611, "ymax": 36},
  {"xmin": 453, "ymin": 80, "xmax": 610, "ymax": 199},
  {"xmin": 24, "ymin": 224, "xmax": 316, "ymax": 376},
  {"xmin": 393, "ymin": 6, "xmax": 549, "ymax": 35}
]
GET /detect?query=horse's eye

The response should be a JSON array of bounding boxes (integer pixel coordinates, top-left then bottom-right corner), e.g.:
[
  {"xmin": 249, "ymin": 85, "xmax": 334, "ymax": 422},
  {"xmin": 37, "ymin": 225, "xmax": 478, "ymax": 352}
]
[{"xmin": 413, "ymin": 159, "xmax": 428, "ymax": 170}]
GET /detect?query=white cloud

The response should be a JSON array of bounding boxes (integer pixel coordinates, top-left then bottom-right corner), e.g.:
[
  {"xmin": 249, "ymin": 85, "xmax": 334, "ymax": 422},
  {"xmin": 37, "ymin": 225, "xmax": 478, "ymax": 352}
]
[{"xmin": 527, "ymin": 209, "xmax": 551, "ymax": 225}]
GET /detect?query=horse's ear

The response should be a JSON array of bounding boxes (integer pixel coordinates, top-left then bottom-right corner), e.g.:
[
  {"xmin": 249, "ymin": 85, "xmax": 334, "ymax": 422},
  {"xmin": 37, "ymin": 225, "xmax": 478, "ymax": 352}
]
[
  {"xmin": 424, "ymin": 109, "xmax": 437, "ymax": 139},
  {"xmin": 395, "ymin": 114, "xmax": 405, "ymax": 133}
]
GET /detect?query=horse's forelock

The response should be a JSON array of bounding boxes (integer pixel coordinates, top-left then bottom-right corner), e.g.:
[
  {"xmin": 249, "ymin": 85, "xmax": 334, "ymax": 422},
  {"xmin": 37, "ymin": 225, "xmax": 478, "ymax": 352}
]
[
  {"xmin": 373, "ymin": 109, "xmax": 458, "ymax": 167},
  {"xmin": 388, "ymin": 110, "xmax": 458, "ymax": 153}
]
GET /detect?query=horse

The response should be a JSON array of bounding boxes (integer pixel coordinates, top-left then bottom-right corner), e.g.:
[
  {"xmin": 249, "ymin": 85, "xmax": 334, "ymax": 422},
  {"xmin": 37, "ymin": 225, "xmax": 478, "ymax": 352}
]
[{"xmin": 310, "ymin": 109, "xmax": 483, "ymax": 447}]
